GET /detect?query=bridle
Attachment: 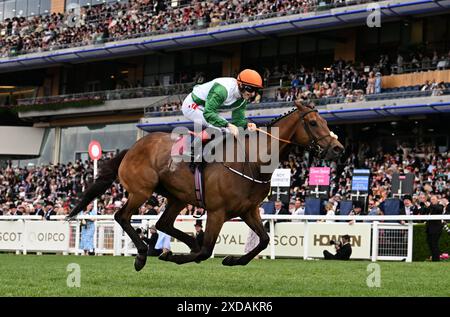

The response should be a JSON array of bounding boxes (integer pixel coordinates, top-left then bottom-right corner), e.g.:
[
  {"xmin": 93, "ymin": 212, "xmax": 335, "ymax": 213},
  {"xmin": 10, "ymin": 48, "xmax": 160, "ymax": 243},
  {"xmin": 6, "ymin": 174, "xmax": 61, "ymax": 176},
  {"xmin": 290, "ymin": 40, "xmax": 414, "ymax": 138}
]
[
  {"xmin": 223, "ymin": 105, "xmax": 337, "ymax": 184},
  {"xmin": 256, "ymin": 106, "xmax": 336, "ymax": 157},
  {"xmin": 298, "ymin": 107, "xmax": 335, "ymax": 157}
]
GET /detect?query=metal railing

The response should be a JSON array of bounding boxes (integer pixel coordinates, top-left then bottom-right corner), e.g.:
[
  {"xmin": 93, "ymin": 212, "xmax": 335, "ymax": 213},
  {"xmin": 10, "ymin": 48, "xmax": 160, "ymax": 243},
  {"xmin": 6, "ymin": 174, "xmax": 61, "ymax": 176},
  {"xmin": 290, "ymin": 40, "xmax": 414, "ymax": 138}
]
[
  {"xmin": 16, "ymin": 82, "xmax": 195, "ymax": 106},
  {"xmin": 1, "ymin": 214, "xmax": 448, "ymax": 262},
  {"xmin": 13, "ymin": 81, "xmax": 450, "ymax": 114}
]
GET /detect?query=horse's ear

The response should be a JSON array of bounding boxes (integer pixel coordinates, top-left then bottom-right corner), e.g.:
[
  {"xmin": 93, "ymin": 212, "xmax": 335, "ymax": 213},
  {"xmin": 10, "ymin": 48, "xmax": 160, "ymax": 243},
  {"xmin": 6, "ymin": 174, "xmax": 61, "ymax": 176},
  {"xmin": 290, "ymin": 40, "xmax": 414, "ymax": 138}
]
[{"xmin": 294, "ymin": 99, "xmax": 304, "ymax": 109}]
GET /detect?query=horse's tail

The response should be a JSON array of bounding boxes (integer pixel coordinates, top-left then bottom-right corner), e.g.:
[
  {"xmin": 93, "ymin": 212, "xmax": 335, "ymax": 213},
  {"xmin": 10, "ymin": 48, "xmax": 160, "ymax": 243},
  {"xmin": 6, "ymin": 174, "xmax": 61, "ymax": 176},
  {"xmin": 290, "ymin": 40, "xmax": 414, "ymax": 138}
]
[{"xmin": 66, "ymin": 149, "xmax": 129, "ymax": 220}]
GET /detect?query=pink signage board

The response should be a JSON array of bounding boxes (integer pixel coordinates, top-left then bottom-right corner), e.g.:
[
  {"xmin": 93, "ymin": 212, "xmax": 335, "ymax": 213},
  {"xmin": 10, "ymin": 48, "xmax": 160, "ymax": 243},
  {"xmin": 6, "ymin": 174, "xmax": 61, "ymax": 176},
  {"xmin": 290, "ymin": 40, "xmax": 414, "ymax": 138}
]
[{"xmin": 309, "ymin": 167, "xmax": 331, "ymax": 186}]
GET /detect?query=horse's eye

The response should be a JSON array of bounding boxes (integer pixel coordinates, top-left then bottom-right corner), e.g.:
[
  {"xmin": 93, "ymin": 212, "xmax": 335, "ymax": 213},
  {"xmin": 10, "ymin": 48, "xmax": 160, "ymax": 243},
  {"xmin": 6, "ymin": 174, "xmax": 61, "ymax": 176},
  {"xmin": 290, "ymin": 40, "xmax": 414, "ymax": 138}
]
[{"xmin": 310, "ymin": 121, "xmax": 317, "ymax": 127}]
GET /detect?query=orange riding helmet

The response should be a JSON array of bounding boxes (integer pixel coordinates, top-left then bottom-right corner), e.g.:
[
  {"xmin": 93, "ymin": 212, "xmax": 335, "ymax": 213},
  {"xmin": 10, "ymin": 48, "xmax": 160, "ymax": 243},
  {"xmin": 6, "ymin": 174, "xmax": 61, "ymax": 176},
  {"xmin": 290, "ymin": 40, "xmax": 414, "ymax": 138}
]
[{"xmin": 237, "ymin": 69, "xmax": 263, "ymax": 89}]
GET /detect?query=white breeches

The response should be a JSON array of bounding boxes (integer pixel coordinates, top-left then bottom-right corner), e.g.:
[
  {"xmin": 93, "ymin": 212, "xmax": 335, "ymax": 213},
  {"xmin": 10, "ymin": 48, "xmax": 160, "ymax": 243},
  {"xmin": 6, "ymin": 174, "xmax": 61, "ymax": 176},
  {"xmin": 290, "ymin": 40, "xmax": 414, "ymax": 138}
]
[{"xmin": 181, "ymin": 93, "xmax": 228, "ymax": 131}]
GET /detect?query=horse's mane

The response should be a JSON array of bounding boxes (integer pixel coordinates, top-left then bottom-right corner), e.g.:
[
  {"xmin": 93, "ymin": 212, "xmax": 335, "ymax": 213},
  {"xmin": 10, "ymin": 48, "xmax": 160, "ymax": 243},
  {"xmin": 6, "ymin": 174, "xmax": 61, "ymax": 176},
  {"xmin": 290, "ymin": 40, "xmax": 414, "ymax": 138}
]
[
  {"xmin": 265, "ymin": 99, "xmax": 316, "ymax": 127},
  {"xmin": 265, "ymin": 107, "xmax": 297, "ymax": 127}
]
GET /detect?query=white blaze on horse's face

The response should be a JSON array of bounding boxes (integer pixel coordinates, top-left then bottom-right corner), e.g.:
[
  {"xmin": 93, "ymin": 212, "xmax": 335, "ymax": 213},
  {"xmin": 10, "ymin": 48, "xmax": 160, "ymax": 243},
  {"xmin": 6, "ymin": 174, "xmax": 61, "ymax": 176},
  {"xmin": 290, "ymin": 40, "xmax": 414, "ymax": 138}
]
[{"xmin": 330, "ymin": 131, "xmax": 338, "ymax": 140}]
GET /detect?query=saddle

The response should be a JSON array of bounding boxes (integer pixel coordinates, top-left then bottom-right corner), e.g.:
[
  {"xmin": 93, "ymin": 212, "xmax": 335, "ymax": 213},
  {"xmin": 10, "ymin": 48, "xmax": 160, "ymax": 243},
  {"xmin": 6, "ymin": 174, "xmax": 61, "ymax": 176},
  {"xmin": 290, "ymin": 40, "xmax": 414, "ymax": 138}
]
[{"xmin": 170, "ymin": 129, "xmax": 212, "ymax": 209}]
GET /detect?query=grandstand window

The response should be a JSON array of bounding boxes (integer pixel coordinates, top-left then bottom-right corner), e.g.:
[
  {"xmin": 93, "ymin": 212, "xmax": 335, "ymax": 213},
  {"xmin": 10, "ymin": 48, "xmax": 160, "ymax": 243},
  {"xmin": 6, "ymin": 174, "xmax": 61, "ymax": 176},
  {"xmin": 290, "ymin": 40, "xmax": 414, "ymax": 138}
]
[
  {"xmin": 279, "ymin": 36, "xmax": 297, "ymax": 55},
  {"xmin": 425, "ymin": 15, "xmax": 450, "ymax": 47},
  {"xmin": 27, "ymin": 0, "xmax": 39, "ymax": 16},
  {"xmin": 144, "ymin": 60, "xmax": 158, "ymax": 75},
  {"xmin": 60, "ymin": 123, "xmax": 137, "ymax": 163},
  {"xmin": 15, "ymin": 0, "xmax": 26, "ymax": 16},
  {"xmin": 318, "ymin": 38, "xmax": 335, "ymax": 51},
  {"xmin": 40, "ymin": 0, "xmax": 49, "ymax": 14},
  {"xmin": 208, "ymin": 52, "xmax": 223, "ymax": 64},
  {"xmin": 261, "ymin": 38, "xmax": 278, "ymax": 57},
  {"xmin": 242, "ymin": 41, "xmax": 260, "ymax": 59},
  {"xmin": 66, "ymin": 0, "xmax": 79, "ymax": 7},
  {"xmin": 380, "ymin": 22, "xmax": 401, "ymax": 44},
  {"xmin": 359, "ymin": 27, "xmax": 379, "ymax": 45},
  {"xmin": 80, "ymin": 0, "xmax": 90, "ymax": 7},
  {"xmin": 159, "ymin": 55, "xmax": 175, "ymax": 73},
  {"xmin": 298, "ymin": 36, "xmax": 316, "ymax": 53},
  {"xmin": 192, "ymin": 50, "xmax": 207, "ymax": 65},
  {"xmin": 14, "ymin": 128, "xmax": 56, "ymax": 167},
  {"xmin": 3, "ymin": 0, "xmax": 15, "ymax": 19}
]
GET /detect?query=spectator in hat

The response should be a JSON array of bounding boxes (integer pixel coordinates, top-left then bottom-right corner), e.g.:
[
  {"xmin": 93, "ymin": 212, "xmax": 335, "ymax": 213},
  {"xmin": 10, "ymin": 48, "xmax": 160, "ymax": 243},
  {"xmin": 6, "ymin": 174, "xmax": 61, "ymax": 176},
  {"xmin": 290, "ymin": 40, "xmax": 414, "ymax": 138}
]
[
  {"xmin": 80, "ymin": 203, "xmax": 96, "ymax": 256},
  {"xmin": 144, "ymin": 202, "xmax": 158, "ymax": 215},
  {"xmin": 194, "ymin": 220, "xmax": 204, "ymax": 249},
  {"xmin": 399, "ymin": 195, "xmax": 419, "ymax": 224},
  {"xmin": 323, "ymin": 234, "xmax": 352, "ymax": 260},
  {"xmin": 135, "ymin": 225, "xmax": 161, "ymax": 256},
  {"xmin": 426, "ymin": 195, "xmax": 445, "ymax": 261},
  {"xmin": 7, "ymin": 203, "xmax": 21, "ymax": 216},
  {"xmin": 104, "ymin": 204, "xmax": 115, "ymax": 215},
  {"xmin": 147, "ymin": 224, "xmax": 162, "ymax": 256},
  {"xmin": 348, "ymin": 201, "xmax": 364, "ymax": 225},
  {"xmin": 44, "ymin": 200, "xmax": 56, "ymax": 220},
  {"xmin": 17, "ymin": 204, "xmax": 26, "ymax": 215},
  {"xmin": 33, "ymin": 201, "xmax": 45, "ymax": 217}
]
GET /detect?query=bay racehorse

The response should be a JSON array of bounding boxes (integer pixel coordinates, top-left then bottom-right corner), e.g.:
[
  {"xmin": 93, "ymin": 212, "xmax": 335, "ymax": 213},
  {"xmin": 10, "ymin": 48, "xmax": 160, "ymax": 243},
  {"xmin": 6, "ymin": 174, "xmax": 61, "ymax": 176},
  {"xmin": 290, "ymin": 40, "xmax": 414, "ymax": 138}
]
[{"xmin": 67, "ymin": 100, "xmax": 344, "ymax": 270}]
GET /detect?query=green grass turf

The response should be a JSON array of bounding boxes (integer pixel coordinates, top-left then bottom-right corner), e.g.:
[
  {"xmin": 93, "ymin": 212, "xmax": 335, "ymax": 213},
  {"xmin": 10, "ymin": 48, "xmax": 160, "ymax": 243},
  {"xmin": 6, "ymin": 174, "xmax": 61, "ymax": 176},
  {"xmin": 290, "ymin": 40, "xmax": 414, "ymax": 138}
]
[{"xmin": 0, "ymin": 253, "xmax": 448, "ymax": 297}]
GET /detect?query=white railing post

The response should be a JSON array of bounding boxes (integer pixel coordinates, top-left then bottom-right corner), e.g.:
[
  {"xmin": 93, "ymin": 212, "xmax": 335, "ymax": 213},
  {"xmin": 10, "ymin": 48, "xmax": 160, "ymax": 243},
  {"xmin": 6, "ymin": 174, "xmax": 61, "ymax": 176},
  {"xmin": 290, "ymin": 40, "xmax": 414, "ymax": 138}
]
[
  {"xmin": 371, "ymin": 221, "xmax": 379, "ymax": 262},
  {"xmin": 113, "ymin": 221, "xmax": 122, "ymax": 256},
  {"xmin": 93, "ymin": 219, "xmax": 98, "ymax": 255},
  {"xmin": 269, "ymin": 219, "xmax": 275, "ymax": 260},
  {"xmin": 303, "ymin": 221, "xmax": 309, "ymax": 260},
  {"xmin": 74, "ymin": 220, "xmax": 80, "ymax": 256},
  {"xmin": 22, "ymin": 219, "xmax": 27, "ymax": 255},
  {"xmin": 407, "ymin": 222, "xmax": 414, "ymax": 263},
  {"xmin": 98, "ymin": 222, "xmax": 104, "ymax": 254}
]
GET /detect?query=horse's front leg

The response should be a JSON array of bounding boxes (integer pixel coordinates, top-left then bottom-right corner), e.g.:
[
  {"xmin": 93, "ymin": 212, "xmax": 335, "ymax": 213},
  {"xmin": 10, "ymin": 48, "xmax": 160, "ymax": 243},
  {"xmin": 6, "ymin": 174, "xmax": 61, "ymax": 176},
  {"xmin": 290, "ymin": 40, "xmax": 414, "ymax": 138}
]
[
  {"xmin": 160, "ymin": 209, "xmax": 225, "ymax": 265},
  {"xmin": 222, "ymin": 207, "xmax": 269, "ymax": 266}
]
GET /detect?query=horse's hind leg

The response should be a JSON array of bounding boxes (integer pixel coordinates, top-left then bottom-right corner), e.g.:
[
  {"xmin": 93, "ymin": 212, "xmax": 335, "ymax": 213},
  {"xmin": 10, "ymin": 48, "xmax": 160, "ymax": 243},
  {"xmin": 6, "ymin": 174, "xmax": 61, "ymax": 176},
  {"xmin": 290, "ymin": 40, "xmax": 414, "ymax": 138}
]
[
  {"xmin": 222, "ymin": 207, "xmax": 269, "ymax": 266},
  {"xmin": 114, "ymin": 193, "xmax": 149, "ymax": 271},
  {"xmin": 155, "ymin": 197, "xmax": 200, "ymax": 253},
  {"xmin": 160, "ymin": 209, "xmax": 225, "ymax": 265}
]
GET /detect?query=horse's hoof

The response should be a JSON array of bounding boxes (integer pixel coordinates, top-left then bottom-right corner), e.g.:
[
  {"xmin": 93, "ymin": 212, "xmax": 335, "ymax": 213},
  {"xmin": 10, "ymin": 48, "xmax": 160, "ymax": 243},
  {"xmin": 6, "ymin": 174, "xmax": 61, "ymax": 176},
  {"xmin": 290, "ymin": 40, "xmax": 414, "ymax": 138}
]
[
  {"xmin": 158, "ymin": 251, "xmax": 173, "ymax": 261},
  {"xmin": 134, "ymin": 254, "xmax": 147, "ymax": 272},
  {"xmin": 222, "ymin": 255, "xmax": 240, "ymax": 266}
]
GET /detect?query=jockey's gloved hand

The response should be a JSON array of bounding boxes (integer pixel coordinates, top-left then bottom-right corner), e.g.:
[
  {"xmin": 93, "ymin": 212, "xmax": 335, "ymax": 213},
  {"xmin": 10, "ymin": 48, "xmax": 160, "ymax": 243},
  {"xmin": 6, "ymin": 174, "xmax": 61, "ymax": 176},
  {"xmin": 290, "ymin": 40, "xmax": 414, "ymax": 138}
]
[
  {"xmin": 247, "ymin": 122, "xmax": 257, "ymax": 132},
  {"xmin": 227, "ymin": 123, "xmax": 239, "ymax": 137}
]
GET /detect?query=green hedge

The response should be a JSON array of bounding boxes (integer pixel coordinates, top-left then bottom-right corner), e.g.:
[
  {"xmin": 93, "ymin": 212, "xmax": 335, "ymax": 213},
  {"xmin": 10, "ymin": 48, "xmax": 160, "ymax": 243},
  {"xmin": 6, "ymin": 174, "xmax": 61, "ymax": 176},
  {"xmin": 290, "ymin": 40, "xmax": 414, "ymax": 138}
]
[
  {"xmin": 413, "ymin": 224, "xmax": 450, "ymax": 261},
  {"xmin": 14, "ymin": 98, "xmax": 105, "ymax": 113}
]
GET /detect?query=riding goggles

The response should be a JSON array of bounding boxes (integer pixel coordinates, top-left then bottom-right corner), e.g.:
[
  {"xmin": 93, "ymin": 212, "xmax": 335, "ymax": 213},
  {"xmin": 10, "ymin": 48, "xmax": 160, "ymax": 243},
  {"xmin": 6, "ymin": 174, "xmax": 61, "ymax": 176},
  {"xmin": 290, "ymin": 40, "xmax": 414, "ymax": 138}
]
[{"xmin": 242, "ymin": 85, "xmax": 259, "ymax": 93}]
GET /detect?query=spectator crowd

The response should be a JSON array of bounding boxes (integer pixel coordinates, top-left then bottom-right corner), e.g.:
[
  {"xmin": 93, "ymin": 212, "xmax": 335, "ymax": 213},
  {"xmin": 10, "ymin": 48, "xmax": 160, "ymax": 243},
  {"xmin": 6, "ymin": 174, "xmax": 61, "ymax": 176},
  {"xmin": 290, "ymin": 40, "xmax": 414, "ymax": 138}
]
[
  {"xmin": 1, "ymin": 140, "xmax": 449, "ymax": 218},
  {"xmin": 0, "ymin": 0, "xmax": 377, "ymax": 57}
]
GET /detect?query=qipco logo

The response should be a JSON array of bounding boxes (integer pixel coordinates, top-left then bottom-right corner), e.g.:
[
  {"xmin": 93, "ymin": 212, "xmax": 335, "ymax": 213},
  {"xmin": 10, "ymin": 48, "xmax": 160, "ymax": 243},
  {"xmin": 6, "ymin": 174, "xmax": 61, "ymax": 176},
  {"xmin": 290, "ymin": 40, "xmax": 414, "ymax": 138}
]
[{"xmin": 65, "ymin": 3, "xmax": 81, "ymax": 28}]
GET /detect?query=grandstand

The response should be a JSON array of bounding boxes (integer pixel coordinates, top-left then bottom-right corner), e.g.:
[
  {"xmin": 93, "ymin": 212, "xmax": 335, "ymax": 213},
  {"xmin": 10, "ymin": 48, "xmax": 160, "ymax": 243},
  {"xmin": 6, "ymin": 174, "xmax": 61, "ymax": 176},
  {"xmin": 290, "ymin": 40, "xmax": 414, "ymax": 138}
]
[{"xmin": 0, "ymin": 0, "xmax": 450, "ymax": 271}]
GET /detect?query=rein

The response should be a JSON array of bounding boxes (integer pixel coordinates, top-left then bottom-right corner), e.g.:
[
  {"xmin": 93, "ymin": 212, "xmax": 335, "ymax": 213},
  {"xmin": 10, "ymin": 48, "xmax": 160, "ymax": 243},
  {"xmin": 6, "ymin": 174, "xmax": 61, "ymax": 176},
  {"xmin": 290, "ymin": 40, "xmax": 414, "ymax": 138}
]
[
  {"xmin": 223, "ymin": 107, "xmax": 335, "ymax": 184},
  {"xmin": 254, "ymin": 127, "xmax": 300, "ymax": 146}
]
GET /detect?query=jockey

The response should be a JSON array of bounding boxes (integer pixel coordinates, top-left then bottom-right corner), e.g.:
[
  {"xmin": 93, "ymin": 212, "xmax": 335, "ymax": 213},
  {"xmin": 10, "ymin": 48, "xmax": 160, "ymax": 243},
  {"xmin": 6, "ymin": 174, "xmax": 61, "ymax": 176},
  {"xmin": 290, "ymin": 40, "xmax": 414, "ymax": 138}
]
[{"xmin": 181, "ymin": 69, "xmax": 263, "ymax": 160}]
